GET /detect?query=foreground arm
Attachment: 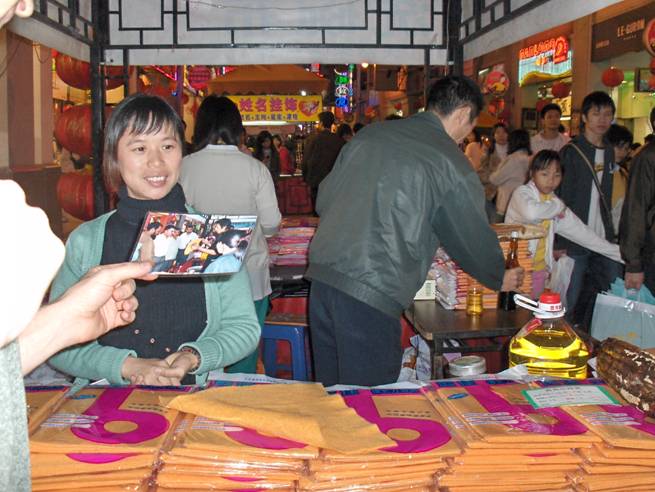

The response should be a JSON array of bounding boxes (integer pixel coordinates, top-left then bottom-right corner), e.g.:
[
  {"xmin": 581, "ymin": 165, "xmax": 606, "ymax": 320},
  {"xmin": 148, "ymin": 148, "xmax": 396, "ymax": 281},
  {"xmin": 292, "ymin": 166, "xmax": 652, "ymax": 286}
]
[{"xmin": 20, "ymin": 261, "xmax": 153, "ymax": 374}]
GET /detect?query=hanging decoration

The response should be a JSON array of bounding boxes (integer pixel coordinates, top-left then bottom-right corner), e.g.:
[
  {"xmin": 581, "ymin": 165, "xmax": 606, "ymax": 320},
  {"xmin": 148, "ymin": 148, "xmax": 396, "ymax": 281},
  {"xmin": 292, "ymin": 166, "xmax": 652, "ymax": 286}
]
[
  {"xmin": 54, "ymin": 104, "xmax": 112, "ymax": 157},
  {"xmin": 650, "ymin": 57, "xmax": 655, "ymax": 75},
  {"xmin": 487, "ymin": 97, "xmax": 505, "ymax": 117},
  {"xmin": 536, "ymin": 99, "xmax": 552, "ymax": 114},
  {"xmin": 188, "ymin": 65, "xmax": 212, "ymax": 91},
  {"xmin": 601, "ymin": 67, "xmax": 624, "ymax": 87},
  {"xmin": 644, "ymin": 18, "xmax": 655, "ymax": 57},
  {"xmin": 551, "ymin": 82, "xmax": 570, "ymax": 99},
  {"xmin": 56, "ymin": 172, "xmax": 94, "ymax": 221},
  {"xmin": 484, "ymin": 70, "xmax": 510, "ymax": 96},
  {"xmin": 55, "ymin": 53, "xmax": 128, "ymax": 90}
]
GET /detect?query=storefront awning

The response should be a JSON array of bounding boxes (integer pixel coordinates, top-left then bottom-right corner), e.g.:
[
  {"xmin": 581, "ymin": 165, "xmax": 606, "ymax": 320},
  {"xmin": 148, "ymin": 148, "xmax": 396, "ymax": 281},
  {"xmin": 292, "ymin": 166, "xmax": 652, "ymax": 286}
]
[{"xmin": 208, "ymin": 65, "xmax": 329, "ymax": 95}]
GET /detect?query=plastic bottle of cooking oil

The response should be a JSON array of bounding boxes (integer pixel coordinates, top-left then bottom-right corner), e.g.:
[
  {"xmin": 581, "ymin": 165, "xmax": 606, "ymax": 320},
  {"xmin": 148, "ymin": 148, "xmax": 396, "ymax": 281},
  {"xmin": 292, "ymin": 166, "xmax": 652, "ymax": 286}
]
[{"xmin": 509, "ymin": 291, "xmax": 589, "ymax": 379}]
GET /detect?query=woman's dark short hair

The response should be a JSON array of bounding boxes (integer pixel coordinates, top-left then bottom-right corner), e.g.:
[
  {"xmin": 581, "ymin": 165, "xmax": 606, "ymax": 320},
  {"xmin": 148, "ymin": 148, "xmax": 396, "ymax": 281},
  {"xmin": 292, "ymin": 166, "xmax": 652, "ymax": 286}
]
[
  {"xmin": 426, "ymin": 76, "xmax": 483, "ymax": 123},
  {"xmin": 103, "ymin": 93, "xmax": 185, "ymax": 192},
  {"xmin": 607, "ymin": 124, "xmax": 633, "ymax": 147},
  {"xmin": 530, "ymin": 149, "xmax": 561, "ymax": 174},
  {"xmin": 508, "ymin": 129, "xmax": 532, "ymax": 156},
  {"xmin": 488, "ymin": 123, "xmax": 508, "ymax": 154},
  {"xmin": 540, "ymin": 103, "xmax": 562, "ymax": 119},
  {"xmin": 192, "ymin": 95, "xmax": 243, "ymax": 151},
  {"xmin": 581, "ymin": 91, "xmax": 616, "ymax": 117}
]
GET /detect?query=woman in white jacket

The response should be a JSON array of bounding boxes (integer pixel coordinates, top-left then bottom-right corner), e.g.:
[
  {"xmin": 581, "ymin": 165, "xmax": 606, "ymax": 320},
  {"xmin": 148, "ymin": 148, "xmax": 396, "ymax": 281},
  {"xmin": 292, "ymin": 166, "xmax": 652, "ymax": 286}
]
[
  {"xmin": 505, "ymin": 150, "xmax": 622, "ymax": 298},
  {"xmin": 489, "ymin": 129, "xmax": 532, "ymax": 222}
]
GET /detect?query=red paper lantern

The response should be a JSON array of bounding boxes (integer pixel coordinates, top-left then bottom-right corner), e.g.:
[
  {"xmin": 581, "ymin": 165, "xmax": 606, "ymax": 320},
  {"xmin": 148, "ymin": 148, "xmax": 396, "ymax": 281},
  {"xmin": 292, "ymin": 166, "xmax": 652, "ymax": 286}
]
[
  {"xmin": 601, "ymin": 67, "xmax": 624, "ymax": 87},
  {"xmin": 188, "ymin": 66, "xmax": 211, "ymax": 90},
  {"xmin": 650, "ymin": 57, "xmax": 655, "ymax": 75},
  {"xmin": 551, "ymin": 82, "xmax": 570, "ymax": 99},
  {"xmin": 54, "ymin": 104, "xmax": 112, "ymax": 157},
  {"xmin": 57, "ymin": 172, "xmax": 94, "ymax": 221},
  {"xmin": 393, "ymin": 102, "xmax": 402, "ymax": 110},
  {"xmin": 55, "ymin": 53, "xmax": 131, "ymax": 90}
]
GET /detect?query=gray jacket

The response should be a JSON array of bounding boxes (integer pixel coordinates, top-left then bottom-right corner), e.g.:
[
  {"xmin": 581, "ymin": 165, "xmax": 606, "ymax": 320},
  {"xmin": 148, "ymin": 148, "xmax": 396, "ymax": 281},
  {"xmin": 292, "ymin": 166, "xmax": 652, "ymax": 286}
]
[{"xmin": 306, "ymin": 111, "xmax": 505, "ymax": 318}]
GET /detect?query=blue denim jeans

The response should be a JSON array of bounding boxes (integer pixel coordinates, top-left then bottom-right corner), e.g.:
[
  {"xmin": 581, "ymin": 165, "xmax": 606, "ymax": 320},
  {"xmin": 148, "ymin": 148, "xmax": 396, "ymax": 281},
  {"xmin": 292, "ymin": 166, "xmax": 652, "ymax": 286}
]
[{"xmin": 565, "ymin": 250, "xmax": 623, "ymax": 331}]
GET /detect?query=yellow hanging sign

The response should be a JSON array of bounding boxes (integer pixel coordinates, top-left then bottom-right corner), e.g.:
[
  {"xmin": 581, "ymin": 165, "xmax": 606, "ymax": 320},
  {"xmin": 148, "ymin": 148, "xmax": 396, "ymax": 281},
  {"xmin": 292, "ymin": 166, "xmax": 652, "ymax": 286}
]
[{"xmin": 227, "ymin": 95, "xmax": 322, "ymax": 123}]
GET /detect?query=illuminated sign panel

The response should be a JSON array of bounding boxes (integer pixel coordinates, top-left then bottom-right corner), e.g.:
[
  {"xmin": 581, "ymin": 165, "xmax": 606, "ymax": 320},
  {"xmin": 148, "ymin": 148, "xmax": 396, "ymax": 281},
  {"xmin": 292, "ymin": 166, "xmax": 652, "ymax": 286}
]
[{"xmin": 519, "ymin": 36, "xmax": 572, "ymax": 86}]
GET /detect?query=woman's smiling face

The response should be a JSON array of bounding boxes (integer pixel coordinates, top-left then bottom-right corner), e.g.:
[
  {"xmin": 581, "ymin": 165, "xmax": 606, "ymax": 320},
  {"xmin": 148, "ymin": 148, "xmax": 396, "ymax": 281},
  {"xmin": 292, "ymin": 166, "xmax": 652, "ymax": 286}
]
[{"xmin": 117, "ymin": 124, "xmax": 182, "ymax": 200}]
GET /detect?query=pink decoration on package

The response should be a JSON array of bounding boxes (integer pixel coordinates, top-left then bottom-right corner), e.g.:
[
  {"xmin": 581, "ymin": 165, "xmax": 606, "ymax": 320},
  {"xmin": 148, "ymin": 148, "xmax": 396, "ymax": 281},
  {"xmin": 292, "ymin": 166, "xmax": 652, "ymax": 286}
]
[
  {"xmin": 66, "ymin": 452, "xmax": 137, "ymax": 464},
  {"xmin": 342, "ymin": 390, "xmax": 451, "ymax": 453},
  {"xmin": 70, "ymin": 388, "xmax": 169, "ymax": 445},
  {"xmin": 225, "ymin": 425, "xmax": 307, "ymax": 450}
]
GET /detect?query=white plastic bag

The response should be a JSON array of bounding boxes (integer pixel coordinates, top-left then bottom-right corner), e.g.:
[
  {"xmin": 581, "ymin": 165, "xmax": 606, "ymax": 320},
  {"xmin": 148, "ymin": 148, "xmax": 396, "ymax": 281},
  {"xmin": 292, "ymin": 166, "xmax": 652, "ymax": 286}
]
[{"xmin": 548, "ymin": 255, "xmax": 575, "ymax": 307}]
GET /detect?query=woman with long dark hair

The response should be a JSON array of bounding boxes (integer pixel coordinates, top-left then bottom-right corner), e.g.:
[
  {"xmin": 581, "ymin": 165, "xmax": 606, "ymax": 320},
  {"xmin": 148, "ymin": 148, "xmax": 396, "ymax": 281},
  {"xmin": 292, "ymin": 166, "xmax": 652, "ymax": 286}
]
[
  {"xmin": 478, "ymin": 123, "xmax": 509, "ymax": 222},
  {"xmin": 254, "ymin": 130, "xmax": 280, "ymax": 180},
  {"xmin": 180, "ymin": 95, "xmax": 281, "ymax": 374}
]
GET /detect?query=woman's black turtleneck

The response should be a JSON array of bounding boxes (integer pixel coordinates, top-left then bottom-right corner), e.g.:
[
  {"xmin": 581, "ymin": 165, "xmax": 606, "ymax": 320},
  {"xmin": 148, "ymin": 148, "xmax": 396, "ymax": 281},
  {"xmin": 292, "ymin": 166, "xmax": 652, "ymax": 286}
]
[{"xmin": 98, "ymin": 184, "xmax": 206, "ymax": 373}]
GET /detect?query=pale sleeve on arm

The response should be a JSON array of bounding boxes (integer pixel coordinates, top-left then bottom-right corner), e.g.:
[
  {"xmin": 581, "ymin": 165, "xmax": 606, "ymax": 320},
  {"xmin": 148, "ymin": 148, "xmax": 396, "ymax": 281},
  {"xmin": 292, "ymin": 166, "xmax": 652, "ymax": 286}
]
[
  {"xmin": 431, "ymin": 174, "xmax": 506, "ymax": 291},
  {"xmin": 255, "ymin": 165, "xmax": 282, "ymax": 236},
  {"xmin": 508, "ymin": 187, "xmax": 565, "ymax": 223},
  {"xmin": 180, "ymin": 268, "xmax": 261, "ymax": 376},
  {"xmin": 557, "ymin": 208, "xmax": 623, "ymax": 264}
]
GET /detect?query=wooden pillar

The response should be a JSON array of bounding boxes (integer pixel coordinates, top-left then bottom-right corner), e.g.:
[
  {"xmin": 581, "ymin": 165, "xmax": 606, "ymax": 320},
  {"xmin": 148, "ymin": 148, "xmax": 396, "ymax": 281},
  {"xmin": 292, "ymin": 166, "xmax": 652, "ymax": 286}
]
[{"xmin": 570, "ymin": 16, "xmax": 593, "ymax": 113}]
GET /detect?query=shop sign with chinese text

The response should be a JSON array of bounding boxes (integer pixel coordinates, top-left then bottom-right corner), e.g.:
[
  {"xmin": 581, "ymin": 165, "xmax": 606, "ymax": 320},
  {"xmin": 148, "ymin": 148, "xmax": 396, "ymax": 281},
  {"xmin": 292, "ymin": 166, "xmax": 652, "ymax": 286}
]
[
  {"xmin": 519, "ymin": 36, "xmax": 572, "ymax": 86},
  {"xmin": 227, "ymin": 95, "xmax": 322, "ymax": 122},
  {"xmin": 592, "ymin": 4, "xmax": 655, "ymax": 61}
]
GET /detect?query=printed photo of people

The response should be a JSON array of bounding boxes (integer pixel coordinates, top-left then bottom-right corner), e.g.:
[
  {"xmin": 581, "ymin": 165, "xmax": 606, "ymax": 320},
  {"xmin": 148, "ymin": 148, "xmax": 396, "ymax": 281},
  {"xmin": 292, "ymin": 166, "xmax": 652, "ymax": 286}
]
[{"xmin": 130, "ymin": 212, "xmax": 257, "ymax": 276}]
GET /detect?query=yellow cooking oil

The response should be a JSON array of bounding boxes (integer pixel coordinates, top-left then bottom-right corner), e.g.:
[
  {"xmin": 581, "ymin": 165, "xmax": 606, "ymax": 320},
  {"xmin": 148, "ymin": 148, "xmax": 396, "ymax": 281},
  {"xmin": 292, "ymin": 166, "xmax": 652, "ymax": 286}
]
[{"xmin": 509, "ymin": 320, "xmax": 589, "ymax": 379}]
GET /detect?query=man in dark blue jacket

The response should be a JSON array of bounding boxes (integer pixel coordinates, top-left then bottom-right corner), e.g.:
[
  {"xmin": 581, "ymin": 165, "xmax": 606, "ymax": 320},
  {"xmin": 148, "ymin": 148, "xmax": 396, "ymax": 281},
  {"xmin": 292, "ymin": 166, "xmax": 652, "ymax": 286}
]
[{"xmin": 306, "ymin": 76, "xmax": 524, "ymax": 386}]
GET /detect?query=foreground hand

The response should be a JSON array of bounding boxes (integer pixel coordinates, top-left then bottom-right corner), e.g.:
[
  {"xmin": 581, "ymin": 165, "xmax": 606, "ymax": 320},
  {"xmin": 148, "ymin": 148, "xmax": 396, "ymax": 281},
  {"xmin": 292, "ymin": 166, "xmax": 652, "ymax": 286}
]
[
  {"xmin": 501, "ymin": 267, "xmax": 524, "ymax": 292},
  {"xmin": 54, "ymin": 261, "xmax": 155, "ymax": 346},
  {"xmin": 162, "ymin": 351, "xmax": 200, "ymax": 384},
  {"xmin": 625, "ymin": 272, "xmax": 645, "ymax": 291},
  {"xmin": 553, "ymin": 249, "xmax": 567, "ymax": 261},
  {"xmin": 122, "ymin": 356, "xmax": 181, "ymax": 386}
]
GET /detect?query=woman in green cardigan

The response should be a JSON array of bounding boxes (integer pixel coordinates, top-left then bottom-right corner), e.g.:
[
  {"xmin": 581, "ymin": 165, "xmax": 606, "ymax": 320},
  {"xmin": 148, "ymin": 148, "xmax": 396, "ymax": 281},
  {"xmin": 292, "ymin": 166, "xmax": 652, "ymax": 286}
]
[{"xmin": 49, "ymin": 94, "xmax": 260, "ymax": 386}]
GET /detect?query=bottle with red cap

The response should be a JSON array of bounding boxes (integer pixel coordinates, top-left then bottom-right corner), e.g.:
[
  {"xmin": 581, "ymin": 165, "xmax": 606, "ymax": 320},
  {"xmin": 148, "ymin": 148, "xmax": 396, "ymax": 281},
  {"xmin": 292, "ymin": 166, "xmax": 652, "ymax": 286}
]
[{"xmin": 509, "ymin": 291, "xmax": 590, "ymax": 379}]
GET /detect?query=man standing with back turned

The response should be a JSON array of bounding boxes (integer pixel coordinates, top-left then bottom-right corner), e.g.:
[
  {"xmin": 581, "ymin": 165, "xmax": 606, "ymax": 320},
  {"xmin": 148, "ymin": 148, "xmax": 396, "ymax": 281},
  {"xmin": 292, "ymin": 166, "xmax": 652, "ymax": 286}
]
[
  {"xmin": 302, "ymin": 111, "xmax": 345, "ymax": 213},
  {"xmin": 306, "ymin": 76, "xmax": 524, "ymax": 387}
]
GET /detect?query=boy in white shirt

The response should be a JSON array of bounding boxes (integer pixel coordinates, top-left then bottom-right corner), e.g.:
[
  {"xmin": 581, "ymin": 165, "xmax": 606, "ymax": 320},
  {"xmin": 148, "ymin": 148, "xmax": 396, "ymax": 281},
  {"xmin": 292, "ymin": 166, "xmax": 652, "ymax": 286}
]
[{"xmin": 531, "ymin": 103, "xmax": 570, "ymax": 153}]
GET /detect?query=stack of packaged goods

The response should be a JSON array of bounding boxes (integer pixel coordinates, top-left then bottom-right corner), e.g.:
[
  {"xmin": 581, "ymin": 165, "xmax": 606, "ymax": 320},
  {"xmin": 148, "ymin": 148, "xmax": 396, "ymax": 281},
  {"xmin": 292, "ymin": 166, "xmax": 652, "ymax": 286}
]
[
  {"xmin": 453, "ymin": 238, "xmax": 534, "ymax": 310},
  {"xmin": 424, "ymin": 379, "xmax": 601, "ymax": 491},
  {"xmin": 28, "ymin": 386, "xmax": 188, "ymax": 492},
  {"xmin": 25, "ymin": 385, "xmax": 68, "ymax": 434},
  {"xmin": 157, "ymin": 414, "xmax": 316, "ymax": 491},
  {"xmin": 563, "ymin": 388, "xmax": 655, "ymax": 492},
  {"xmin": 267, "ymin": 217, "xmax": 318, "ymax": 267},
  {"xmin": 298, "ymin": 388, "xmax": 461, "ymax": 491}
]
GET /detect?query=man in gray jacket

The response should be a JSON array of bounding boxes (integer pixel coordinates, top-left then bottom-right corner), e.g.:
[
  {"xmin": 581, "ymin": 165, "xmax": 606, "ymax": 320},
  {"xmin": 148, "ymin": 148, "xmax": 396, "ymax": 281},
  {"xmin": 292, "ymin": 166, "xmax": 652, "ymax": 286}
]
[{"xmin": 306, "ymin": 76, "xmax": 523, "ymax": 386}]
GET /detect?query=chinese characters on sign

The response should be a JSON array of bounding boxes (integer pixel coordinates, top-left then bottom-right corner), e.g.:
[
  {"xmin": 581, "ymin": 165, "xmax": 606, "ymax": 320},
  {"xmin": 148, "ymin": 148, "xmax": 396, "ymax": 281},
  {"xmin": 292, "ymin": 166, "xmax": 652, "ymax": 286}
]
[
  {"xmin": 334, "ymin": 64, "xmax": 354, "ymax": 112},
  {"xmin": 227, "ymin": 95, "xmax": 322, "ymax": 122},
  {"xmin": 518, "ymin": 36, "xmax": 572, "ymax": 86}
]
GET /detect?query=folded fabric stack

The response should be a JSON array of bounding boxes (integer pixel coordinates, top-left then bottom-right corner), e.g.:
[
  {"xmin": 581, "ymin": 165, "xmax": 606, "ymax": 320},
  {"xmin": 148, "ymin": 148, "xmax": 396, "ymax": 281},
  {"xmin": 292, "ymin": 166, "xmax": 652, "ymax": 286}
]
[
  {"xmin": 297, "ymin": 388, "xmax": 461, "ymax": 491},
  {"xmin": 157, "ymin": 414, "xmax": 314, "ymax": 491},
  {"xmin": 28, "ymin": 386, "xmax": 188, "ymax": 492},
  {"xmin": 25, "ymin": 385, "xmax": 68, "ymax": 435},
  {"xmin": 268, "ymin": 225, "xmax": 317, "ymax": 266},
  {"xmin": 426, "ymin": 379, "xmax": 601, "ymax": 492}
]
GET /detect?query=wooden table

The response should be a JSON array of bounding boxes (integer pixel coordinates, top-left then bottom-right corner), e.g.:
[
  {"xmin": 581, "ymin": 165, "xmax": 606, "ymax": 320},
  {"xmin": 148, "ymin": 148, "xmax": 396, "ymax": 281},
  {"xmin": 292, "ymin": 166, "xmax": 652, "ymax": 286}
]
[{"xmin": 405, "ymin": 301, "xmax": 532, "ymax": 379}]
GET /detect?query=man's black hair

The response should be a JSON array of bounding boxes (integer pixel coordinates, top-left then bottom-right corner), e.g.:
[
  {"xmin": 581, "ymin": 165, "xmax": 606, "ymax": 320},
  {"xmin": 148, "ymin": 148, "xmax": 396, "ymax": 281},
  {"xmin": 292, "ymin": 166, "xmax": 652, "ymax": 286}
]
[
  {"xmin": 318, "ymin": 111, "xmax": 335, "ymax": 128},
  {"xmin": 426, "ymin": 76, "xmax": 483, "ymax": 123},
  {"xmin": 581, "ymin": 91, "xmax": 616, "ymax": 117},
  {"xmin": 540, "ymin": 103, "xmax": 562, "ymax": 119}
]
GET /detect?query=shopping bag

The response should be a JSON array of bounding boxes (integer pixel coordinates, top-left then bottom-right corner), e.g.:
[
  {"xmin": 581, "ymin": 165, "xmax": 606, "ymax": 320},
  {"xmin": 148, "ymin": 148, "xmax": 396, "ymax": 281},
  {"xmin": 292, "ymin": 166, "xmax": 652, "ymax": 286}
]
[
  {"xmin": 609, "ymin": 278, "xmax": 655, "ymax": 306},
  {"xmin": 548, "ymin": 255, "xmax": 575, "ymax": 308},
  {"xmin": 591, "ymin": 290, "xmax": 655, "ymax": 348}
]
